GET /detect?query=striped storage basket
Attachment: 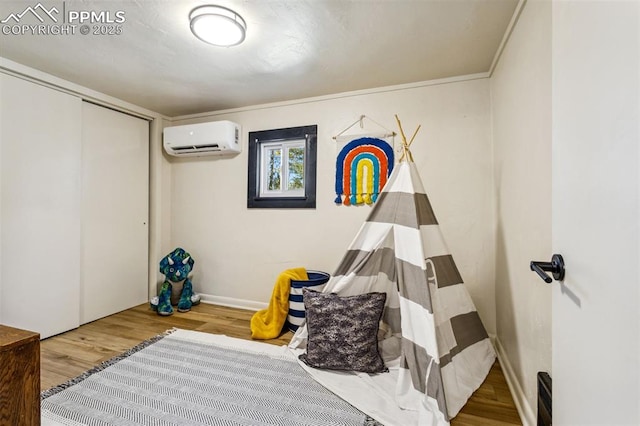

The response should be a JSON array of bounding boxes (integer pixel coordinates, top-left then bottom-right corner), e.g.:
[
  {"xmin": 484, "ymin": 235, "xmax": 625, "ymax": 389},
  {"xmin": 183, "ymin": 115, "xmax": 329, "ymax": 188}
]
[{"xmin": 287, "ymin": 270, "xmax": 330, "ymax": 332}]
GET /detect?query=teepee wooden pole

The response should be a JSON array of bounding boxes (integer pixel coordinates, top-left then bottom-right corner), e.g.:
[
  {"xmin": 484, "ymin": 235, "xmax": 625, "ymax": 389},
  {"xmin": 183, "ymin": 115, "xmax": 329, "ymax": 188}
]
[
  {"xmin": 408, "ymin": 125, "xmax": 421, "ymax": 146},
  {"xmin": 395, "ymin": 114, "xmax": 418, "ymax": 162},
  {"xmin": 395, "ymin": 114, "xmax": 408, "ymax": 144}
]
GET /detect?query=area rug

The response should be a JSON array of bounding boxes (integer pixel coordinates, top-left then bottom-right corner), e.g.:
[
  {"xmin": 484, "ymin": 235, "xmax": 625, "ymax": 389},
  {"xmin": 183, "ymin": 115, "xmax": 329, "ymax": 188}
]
[{"xmin": 41, "ymin": 329, "xmax": 381, "ymax": 426}]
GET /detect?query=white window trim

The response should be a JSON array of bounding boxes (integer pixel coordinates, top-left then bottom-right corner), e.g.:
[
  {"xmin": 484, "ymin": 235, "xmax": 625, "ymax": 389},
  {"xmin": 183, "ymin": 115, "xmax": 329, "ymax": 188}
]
[{"xmin": 259, "ymin": 139, "xmax": 305, "ymax": 198}]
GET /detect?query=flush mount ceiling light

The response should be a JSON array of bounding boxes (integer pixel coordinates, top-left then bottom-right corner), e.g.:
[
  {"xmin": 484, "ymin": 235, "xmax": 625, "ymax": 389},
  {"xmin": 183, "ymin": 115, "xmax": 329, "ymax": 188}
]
[{"xmin": 189, "ymin": 5, "xmax": 246, "ymax": 47}]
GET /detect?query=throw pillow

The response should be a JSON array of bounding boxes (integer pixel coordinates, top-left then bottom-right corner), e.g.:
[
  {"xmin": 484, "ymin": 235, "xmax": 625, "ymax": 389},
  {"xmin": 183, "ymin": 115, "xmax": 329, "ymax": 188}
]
[{"xmin": 299, "ymin": 289, "xmax": 387, "ymax": 374}]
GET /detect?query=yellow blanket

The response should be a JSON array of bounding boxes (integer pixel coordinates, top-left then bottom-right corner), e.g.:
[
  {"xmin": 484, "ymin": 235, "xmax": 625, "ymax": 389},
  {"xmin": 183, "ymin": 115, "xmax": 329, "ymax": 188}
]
[{"xmin": 250, "ymin": 267, "xmax": 308, "ymax": 340}]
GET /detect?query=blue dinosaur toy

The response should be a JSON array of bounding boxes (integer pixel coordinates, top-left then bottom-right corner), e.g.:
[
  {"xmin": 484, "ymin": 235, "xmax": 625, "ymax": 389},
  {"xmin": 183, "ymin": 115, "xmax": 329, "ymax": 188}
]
[{"xmin": 150, "ymin": 247, "xmax": 201, "ymax": 316}]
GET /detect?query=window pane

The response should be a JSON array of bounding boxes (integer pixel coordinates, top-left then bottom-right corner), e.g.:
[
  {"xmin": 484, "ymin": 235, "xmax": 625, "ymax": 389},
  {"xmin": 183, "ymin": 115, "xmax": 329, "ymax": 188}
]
[
  {"xmin": 267, "ymin": 148, "xmax": 281, "ymax": 191},
  {"xmin": 288, "ymin": 147, "xmax": 305, "ymax": 190}
]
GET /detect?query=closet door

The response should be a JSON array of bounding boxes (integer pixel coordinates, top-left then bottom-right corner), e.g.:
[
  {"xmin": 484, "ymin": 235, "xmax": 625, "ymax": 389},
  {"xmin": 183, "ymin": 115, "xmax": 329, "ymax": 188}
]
[
  {"xmin": 81, "ymin": 102, "xmax": 149, "ymax": 324},
  {"xmin": 0, "ymin": 74, "xmax": 82, "ymax": 338}
]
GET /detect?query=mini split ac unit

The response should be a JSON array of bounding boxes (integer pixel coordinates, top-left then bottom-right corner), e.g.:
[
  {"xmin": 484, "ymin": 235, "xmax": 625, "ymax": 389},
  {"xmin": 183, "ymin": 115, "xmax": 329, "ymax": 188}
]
[{"xmin": 163, "ymin": 120, "xmax": 242, "ymax": 157}]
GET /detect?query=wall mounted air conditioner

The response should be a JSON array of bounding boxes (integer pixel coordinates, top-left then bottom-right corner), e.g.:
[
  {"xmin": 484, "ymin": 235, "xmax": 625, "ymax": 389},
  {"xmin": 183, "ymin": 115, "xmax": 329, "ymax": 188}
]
[{"xmin": 163, "ymin": 120, "xmax": 241, "ymax": 157}]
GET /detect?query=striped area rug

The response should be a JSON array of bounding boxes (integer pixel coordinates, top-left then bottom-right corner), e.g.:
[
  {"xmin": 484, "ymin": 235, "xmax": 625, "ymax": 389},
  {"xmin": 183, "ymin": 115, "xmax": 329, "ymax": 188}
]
[{"xmin": 41, "ymin": 330, "xmax": 380, "ymax": 426}]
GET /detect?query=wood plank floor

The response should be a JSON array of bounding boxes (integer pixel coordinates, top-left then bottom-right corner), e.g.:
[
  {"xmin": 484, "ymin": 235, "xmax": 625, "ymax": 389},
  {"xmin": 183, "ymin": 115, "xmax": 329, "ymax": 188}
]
[{"xmin": 40, "ymin": 303, "xmax": 522, "ymax": 425}]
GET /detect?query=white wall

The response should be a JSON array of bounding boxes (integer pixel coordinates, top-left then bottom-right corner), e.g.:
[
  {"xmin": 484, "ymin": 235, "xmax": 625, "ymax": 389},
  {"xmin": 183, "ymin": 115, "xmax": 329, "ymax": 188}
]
[
  {"xmin": 168, "ymin": 77, "xmax": 497, "ymax": 333},
  {"xmin": 490, "ymin": 1, "xmax": 551, "ymax": 424},
  {"xmin": 149, "ymin": 117, "xmax": 174, "ymax": 295},
  {"xmin": 0, "ymin": 80, "xmax": 2, "ymax": 320}
]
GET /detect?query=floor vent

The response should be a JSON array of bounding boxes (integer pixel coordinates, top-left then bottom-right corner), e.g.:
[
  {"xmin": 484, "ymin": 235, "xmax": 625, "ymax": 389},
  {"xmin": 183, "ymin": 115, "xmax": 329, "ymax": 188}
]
[{"xmin": 537, "ymin": 372, "xmax": 552, "ymax": 426}]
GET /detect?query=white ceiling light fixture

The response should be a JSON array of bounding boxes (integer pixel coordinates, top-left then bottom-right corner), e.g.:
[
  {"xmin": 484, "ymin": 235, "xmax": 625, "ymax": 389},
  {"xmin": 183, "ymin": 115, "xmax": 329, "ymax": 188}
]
[{"xmin": 189, "ymin": 5, "xmax": 247, "ymax": 47}]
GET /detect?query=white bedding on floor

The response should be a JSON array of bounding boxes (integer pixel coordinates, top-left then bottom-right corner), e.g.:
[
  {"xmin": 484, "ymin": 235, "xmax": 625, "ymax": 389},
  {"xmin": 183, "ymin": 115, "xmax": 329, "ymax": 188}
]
[{"xmin": 295, "ymin": 356, "xmax": 418, "ymax": 426}]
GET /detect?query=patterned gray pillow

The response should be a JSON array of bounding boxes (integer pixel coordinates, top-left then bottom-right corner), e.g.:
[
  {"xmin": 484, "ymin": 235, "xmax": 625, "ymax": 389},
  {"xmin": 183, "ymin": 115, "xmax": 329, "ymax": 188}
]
[{"xmin": 299, "ymin": 289, "xmax": 387, "ymax": 374}]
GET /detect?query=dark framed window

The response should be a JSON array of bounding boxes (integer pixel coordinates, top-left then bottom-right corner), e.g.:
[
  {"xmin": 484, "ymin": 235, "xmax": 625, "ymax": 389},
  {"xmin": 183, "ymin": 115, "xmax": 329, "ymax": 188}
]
[{"xmin": 247, "ymin": 125, "xmax": 317, "ymax": 209}]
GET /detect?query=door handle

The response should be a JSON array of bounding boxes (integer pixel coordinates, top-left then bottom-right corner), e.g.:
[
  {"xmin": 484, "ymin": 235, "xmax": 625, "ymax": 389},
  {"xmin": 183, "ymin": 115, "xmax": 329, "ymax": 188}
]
[{"xmin": 530, "ymin": 254, "xmax": 565, "ymax": 283}]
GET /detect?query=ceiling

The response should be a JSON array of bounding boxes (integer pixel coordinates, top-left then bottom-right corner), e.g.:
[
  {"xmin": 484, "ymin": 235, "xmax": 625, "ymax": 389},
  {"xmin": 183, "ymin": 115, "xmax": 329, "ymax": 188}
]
[{"xmin": 0, "ymin": 0, "xmax": 520, "ymax": 117}]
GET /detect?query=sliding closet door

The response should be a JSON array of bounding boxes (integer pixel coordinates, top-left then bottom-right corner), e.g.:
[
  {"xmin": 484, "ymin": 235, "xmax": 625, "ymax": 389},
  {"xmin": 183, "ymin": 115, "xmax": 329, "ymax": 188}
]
[
  {"xmin": 0, "ymin": 74, "xmax": 82, "ymax": 338},
  {"xmin": 81, "ymin": 102, "xmax": 149, "ymax": 324}
]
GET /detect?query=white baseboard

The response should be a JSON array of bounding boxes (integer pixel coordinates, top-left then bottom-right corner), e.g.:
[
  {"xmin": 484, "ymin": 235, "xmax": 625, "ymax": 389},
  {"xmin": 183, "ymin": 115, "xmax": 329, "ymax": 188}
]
[
  {"xmin": 494, "ymin": 337, "xmax": 536, "ymax": 426},
  {"xmin": 199, "ymin": 293, "xmax": 268, "ymax": 312}
]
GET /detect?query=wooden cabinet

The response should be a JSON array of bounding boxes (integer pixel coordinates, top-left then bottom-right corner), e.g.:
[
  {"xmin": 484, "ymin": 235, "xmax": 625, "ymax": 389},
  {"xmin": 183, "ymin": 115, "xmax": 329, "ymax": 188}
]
[{"xmin": 0, "ymin": 325, "xmax": 40, "ymax": 426}]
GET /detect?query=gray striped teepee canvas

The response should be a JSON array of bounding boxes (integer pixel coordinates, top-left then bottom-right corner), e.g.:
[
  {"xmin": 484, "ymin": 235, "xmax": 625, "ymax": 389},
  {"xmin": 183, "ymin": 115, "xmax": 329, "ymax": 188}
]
[{"xmin": 292, "ymin": 154, "xmax": 495, "ymax": 425}]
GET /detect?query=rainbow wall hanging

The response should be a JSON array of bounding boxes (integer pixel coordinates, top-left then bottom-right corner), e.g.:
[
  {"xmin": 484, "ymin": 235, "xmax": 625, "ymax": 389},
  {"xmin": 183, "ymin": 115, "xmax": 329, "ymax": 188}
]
[{"xmin": 334, "ymin": 136, "xmax": 394, "ymax": 205}]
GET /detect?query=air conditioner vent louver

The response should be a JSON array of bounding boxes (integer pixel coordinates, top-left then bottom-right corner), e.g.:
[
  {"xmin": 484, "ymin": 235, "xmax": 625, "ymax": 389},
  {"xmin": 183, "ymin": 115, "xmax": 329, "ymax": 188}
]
[
  {"xmin": 173, "ymin": 144, "xmax": 220, "ymax": 152},
  {"xmin": 163, "ymin": 121, "xmax": 241, "ymax": 157}
]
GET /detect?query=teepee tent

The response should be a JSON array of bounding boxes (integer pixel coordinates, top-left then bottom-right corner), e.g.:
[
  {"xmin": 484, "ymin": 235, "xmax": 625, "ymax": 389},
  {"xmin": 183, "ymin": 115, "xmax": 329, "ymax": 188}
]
[{"xmin": 291, "ymin": 119, "xmax": 495, "ymax": 424}]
